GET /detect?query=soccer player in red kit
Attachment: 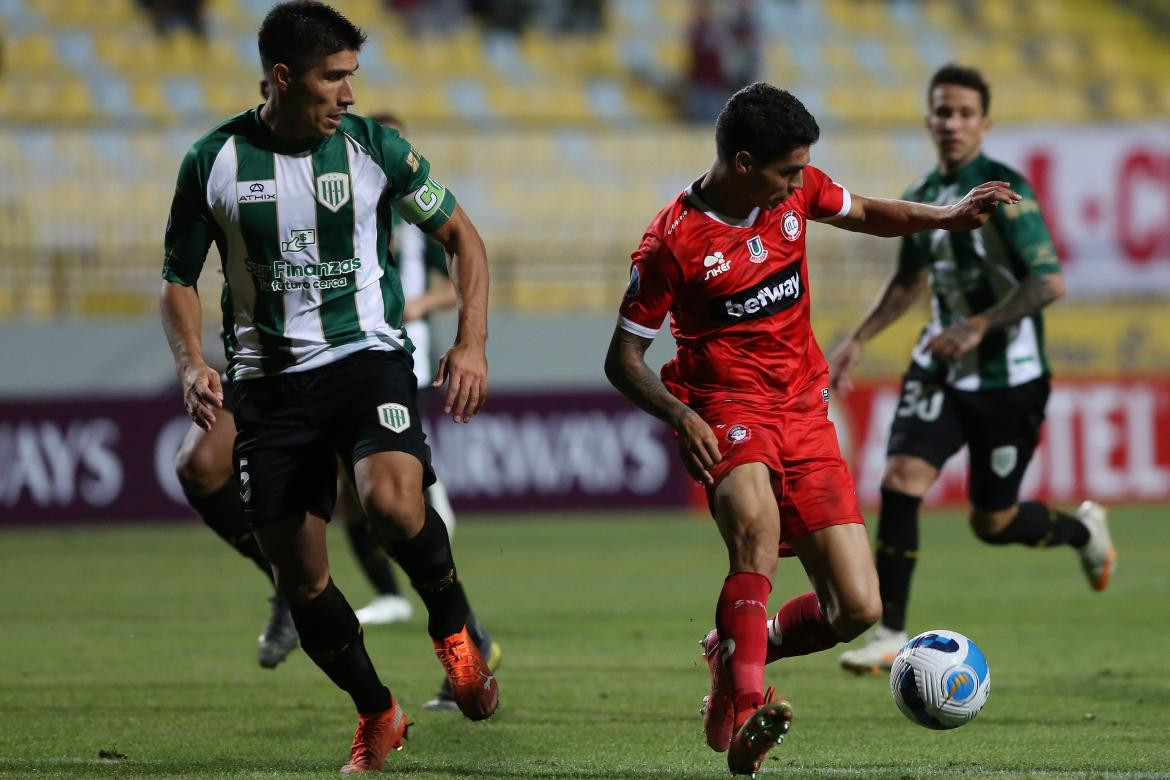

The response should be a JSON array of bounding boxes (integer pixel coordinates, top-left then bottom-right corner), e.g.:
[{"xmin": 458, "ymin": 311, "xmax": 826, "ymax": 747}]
[{"xmin": 604, "ymin": 83, "xmax": 1020, "ymax": 776}]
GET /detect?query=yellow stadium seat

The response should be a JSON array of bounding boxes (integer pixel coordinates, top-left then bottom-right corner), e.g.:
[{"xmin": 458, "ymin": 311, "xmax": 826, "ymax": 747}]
[{"xmin": 4, "ymin": 34, "xmax": 58, "ymax": 71}]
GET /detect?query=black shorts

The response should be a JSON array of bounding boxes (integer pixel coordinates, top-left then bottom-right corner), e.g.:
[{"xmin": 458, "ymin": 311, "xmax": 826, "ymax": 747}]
[
  {"xmin": 220, "ymin": 372, "xmax": 238, "ymax": 415},
  {"xmin": 232, "ymin": 349, "xmax": 435, "ymax": 528},
  {"xmin": 887, "ymin": 362, "xmax": 1050, "ymax": 511}
]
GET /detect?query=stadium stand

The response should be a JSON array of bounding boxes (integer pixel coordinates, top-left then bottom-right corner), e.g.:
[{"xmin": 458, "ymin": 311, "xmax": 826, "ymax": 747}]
[{"xmin": 0, "ymin": 0, "xmax": 1167, "ymax": 324}]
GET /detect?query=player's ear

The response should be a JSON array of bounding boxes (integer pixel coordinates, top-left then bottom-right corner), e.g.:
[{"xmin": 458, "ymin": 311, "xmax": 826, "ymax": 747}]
[
  {"xmin": 734, "ymin": 150, "xmax": 754, "ymax": 175},
  {"xmin": 271, "ymin": 63, "xmax": 293, "ymax": 92}
]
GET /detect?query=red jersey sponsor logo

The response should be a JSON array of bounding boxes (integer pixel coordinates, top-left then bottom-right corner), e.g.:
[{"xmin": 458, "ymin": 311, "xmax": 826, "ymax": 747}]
[
  {"xmin": 713, "ymin": 260, "xmax": 804, "ymax": 324},
  {"xmin": 727, "ymin": 424, "xmax": 751, "ymax": 443}
]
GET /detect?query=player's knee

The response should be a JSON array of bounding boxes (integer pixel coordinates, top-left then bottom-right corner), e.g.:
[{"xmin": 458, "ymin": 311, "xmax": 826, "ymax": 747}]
[
  {"xmin": 362, "ymin": 479, "xmax": 425, "ymax": 539},
  {"xmin": 970, "ymin": 506, "xmax": 1016, "ymax": 541},
  {"xmin": 175, "ymin": 441, "xmax": 229, "ymax": 496},
  {"xmin": 830, "ymin": 593, "xmax": 881, "ymax": 641},
  {"xmin": 881, "ymin": 458, "xmax": 934, "ymax": 498},
  {"xmin": 276, "ymin": 571, "xmax": 330, "ymax": 605}
]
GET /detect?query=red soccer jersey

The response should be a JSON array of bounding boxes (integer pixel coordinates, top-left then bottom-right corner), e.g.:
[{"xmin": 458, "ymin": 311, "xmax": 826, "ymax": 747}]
[{"xmin": 618, "ymin": 165, "xmax": 851, "ymax": 407}]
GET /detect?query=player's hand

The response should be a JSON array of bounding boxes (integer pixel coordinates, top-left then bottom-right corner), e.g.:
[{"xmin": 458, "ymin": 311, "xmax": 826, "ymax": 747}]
[
  {"xmin": 927, "ymin": 316, "xmax": 987, "ymax": 360},
  {"xmin": 181, "ymin": 363, "xmax": 223, "ymax": 431},
  {"xmin": 941, "ymin": 181, "xmax": 1021, "ymax": 230},
  {"xmin": 673, "ymin": 409, "xmax": 722, "ymax": 486},
  {"xmin": 433, "ymin": 340, "xmax": 487, "ymax": 423},
  {"xmin": 829, "ymin": 337, "xmax": 864, "ymax": 398}
]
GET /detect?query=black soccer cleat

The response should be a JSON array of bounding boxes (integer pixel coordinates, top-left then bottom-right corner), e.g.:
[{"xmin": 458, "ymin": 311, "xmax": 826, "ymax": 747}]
[{"xmin": 257, "ymin": 594, "xmax": 299, "ymax": 669}]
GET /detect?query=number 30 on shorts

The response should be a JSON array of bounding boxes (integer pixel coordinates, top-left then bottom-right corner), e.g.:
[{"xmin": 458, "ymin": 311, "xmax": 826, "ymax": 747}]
[{"xmin": 896, "ymin": 380, "xmax": 944, "ymax": 422}]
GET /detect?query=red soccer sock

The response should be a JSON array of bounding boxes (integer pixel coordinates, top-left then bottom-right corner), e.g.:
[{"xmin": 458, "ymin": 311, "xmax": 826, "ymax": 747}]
[
  {"xmin": 765, "ymin": 591, "xmax": 842, "ymax": 664},
  {"xmin": 715, "ymin": 572, "xmax": 772, "ymax": 720}
]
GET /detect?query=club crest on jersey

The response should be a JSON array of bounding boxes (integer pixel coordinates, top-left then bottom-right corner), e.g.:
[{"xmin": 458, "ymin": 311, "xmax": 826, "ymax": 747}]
[
  {"xmin": 747, "ymin": 235, "xmax": 769, "ymax": 263},
  {"xmin": 625, "ymin": 265, "xmax": 641, "ymax": 299},
  {"xmin": 727, "ymin": 424, "xmax": 751, "ymax": 443},
  {"xmin": 704, "ymin": 251, "xmax": 732, "ymax": 281},
  {"xmin": 316, "ymin": 172, "xmax": 351, "ymax": 213},
  {"xmin": 781, "ymin": 210, "xmax": 803, "ymax": 241},
  {"xmin": 281, "ymin": 228, "xmax": 315, "ymax": 253}
]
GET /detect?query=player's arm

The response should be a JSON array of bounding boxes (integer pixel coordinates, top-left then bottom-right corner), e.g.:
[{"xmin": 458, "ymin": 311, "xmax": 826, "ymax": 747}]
[
  {"xmin": 829, "ymin": 268, "xmax": 928, "ymax": 397},
  {"xmin": 604, "ymin": 327, "xmax": 721, "ymax": 486},
  {"xmin": 829, "ymin": 182, "xmax": 1021, "ymax": 236},
  {"xmin": 427, "ymin": 205, "xmax": 488, "ymax": 423},
  {"xmin": 927, "ymin": 180, "xmax": 1065, "ymax": 360},
  {"xmin": 160, "ymin": 149, "xmax": 221, "ymax": 430}
]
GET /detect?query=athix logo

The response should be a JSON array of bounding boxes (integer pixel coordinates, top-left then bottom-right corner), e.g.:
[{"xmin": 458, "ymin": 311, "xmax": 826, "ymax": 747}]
[
  {"xmin": 281, "ymin": 228, "xmax": 315, "ymax": 253},
  {"xmin": 747, "ymin": 235, "xmax": 769, "ymax": 263},
  {"xmin": 703, "ymin": 251, "xmax": 731, "ymax": 280},
  {"xmin": 237, "ymin": 179, "xmax": 276, "ymax": 203},
  {"xmin": 734, "ymin": 599, "xmax": 766, "ymax": 610},
  {"xmin": 713, "ymin": 260, "xmax": 803, "ymax": 323}
]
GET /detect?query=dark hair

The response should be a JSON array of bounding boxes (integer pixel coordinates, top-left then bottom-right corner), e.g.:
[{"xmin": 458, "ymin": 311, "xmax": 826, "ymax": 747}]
[
  {"xmin": 928, "ymin": 64, "xmax": 990, "ymax": 115},
  {"xmin": 258, "ymin": 1, "xmax": 367, "ymax": 75},
  {"xmin": 715, "ymin": 83, "xmax": 820, "ymax": 165}
]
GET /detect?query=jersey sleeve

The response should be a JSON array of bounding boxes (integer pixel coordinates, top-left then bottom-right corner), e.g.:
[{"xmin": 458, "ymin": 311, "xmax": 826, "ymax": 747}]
[
  {"xmin": 992, "ymin": 176, "xmax": 1061, "ymax": 275},
  {"xmin": 618, "ymin": 232, "xmax": 681, "ymax": 339},
  {"xmin": 803, "ymin": 166, "xmax": 852, "ymax": 221},
  {"xmin": 162, "ymin": 147, "xmax": 214, "ymax": 286},
  {"xmin": 374, "ymin": 125, "xmax": 458, "ymax": 234}
]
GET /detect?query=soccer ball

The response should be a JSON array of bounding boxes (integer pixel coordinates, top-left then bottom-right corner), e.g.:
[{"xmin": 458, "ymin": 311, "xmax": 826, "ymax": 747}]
[{"xmin": 889, "ymin": 629, "xmax": 991, "ymax": 730}]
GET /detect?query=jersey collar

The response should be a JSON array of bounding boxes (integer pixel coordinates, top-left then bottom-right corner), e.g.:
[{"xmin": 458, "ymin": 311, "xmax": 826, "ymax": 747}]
[{"xmin": 684, "ymin": 177, "xmax": 761, "ymax": 229}]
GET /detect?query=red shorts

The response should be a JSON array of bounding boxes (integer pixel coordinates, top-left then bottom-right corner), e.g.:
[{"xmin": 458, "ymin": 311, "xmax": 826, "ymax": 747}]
[{"xmin": 696, "ymin": 398, "xmax": 864, "ymax": 556}]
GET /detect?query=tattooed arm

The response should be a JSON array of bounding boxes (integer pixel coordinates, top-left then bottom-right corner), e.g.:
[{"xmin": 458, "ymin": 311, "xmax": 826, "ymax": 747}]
[
  {"xmin": 927, "ymin": 272, "xmax": 1065, "ymax": 360},
  {"xmin": 604, "ymin": 326, "xmax": 721, "ymax": 485}
]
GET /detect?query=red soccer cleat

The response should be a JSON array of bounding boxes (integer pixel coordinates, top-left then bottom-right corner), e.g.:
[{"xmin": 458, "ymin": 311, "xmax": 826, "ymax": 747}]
[
  {"xmin": 433, "ymin": 625, "xmax": 499, "ymax": 721},
  {"xmin": 700, "ymin": 629, "xmax": 735, "ymax": 752},
  {"xmin": 340, "ymin": 696, "xmax": 408, "ymax": 774},
  {"xmin": 727, "ymin": 688, "xmax": 793, "ymax": 777}
]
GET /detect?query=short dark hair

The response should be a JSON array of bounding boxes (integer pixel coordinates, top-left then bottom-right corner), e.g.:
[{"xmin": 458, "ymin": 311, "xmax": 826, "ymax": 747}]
[
  {"xmin": 715, "ymin": 83, "xmax": 820, "ymax": 165},
  {"xmin": 928, "ymin": 64, "xmax": 991, "ymax": 115},
  {"xmin": 258, "ymin": 1, "xmax": 367, "ymax": 75}
]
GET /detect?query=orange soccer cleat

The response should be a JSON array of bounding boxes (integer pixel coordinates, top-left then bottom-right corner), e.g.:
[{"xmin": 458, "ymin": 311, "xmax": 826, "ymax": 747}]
[
  {"xmin": 700, "ymin": 629, "xmax": 735, "ymax": 752},
  {"xmin": 340, "ymin": 696, "xmax": 409, "ymax": 774},
  {"xmin": 726, "ymin": 688, "xmax": 794, "ymax": 777},
  {"xmin": 433, "ymin": 625, "xmax": 499, "ymax": 721}
]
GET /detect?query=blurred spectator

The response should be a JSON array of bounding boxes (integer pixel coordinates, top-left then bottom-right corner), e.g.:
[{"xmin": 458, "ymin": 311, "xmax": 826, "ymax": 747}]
[
  {"xmin": 137, "ymin": 0, "xmax": 207, "ymax": 37},
  {"xmin": 725, "ymin": 0, "xmax": 760, "ymax": 90},
  {"xmin": 684, "ymin": 0, "xmax": 732, "ymax": 121}
]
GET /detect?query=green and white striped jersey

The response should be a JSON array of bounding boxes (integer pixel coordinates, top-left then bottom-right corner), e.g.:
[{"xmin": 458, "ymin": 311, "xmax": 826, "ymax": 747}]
[
  {"xmin": 163, "ymin": 108, "xmax": 457, "ymax": 381},
  {"xmin": 899, "ymin": 154, "xmax": 1061, "ymax": 391}
]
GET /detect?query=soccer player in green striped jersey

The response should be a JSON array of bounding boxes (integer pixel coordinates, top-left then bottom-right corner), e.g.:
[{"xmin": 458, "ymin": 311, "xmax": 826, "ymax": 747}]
[
  {"xmin": 160, "ymin": 2, "xmax": 496, "ymax": 771},
  {"xmin": 830, "ymin": 65, "xmax": 1116, "ymax": 676}
]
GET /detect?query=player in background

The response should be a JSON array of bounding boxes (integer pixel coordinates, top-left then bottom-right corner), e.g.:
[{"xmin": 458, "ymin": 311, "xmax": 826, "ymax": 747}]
[
  {"xmin": 174, "ymin": 369, "xmax": 300, "ymax": 669},
  {"xmin": 831, "ymin": 65, "xmax": 1115, "ymax": 675},
  {"xmin": 161, "ymin": 2, "xmax": 496, "ymax": 772},
  {"xmin": 605, "ymin": 82, "xmax": 1020, "ymax": 776}
]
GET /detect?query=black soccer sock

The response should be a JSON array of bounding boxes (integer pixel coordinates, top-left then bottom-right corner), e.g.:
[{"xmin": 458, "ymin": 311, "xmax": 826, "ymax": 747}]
[
  {"xmin": 185, "ymin": 475, "xmax": 273, "ymax": 585},
  {"xmin": 288, "ymin": 579, "xmax": 392, "ymax": 714},
  {"xmin": 345, "ymin": 519, "xmax": 401, "ymax": 596},
  {"xmin": 388, "ymin": 505, "xmax": 471, "ymax": 641},
  {"xmin": 976, "ymin": 501, "xmax": 1091, "ymax": 548},
  {"xmin": 875, "ymin": 488, "xmax": 922, "ymax": 633}
]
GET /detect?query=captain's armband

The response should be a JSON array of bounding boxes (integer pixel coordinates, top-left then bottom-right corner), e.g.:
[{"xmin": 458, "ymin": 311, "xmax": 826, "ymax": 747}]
[{"xmin": 393, "ymin": 177, "xmax": 457, "ymax": 233}]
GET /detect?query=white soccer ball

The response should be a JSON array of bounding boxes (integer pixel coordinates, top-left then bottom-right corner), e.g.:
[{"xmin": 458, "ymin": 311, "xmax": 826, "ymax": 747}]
[{"xmin": 889, "ymin": 629, "xmax": 991, "ymax": 730}]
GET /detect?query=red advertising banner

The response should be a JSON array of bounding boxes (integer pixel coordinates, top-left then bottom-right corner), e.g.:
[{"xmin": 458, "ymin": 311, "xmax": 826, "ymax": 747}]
[{"xmin": 834, "ymin": 378, "xmax": 1170, "ymax": 508}]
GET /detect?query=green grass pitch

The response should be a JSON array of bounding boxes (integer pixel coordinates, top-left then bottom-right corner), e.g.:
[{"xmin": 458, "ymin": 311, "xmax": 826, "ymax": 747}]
[{"xmin": 1, "ymin": 506, "xmax": 1168, "ymax": 779}]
